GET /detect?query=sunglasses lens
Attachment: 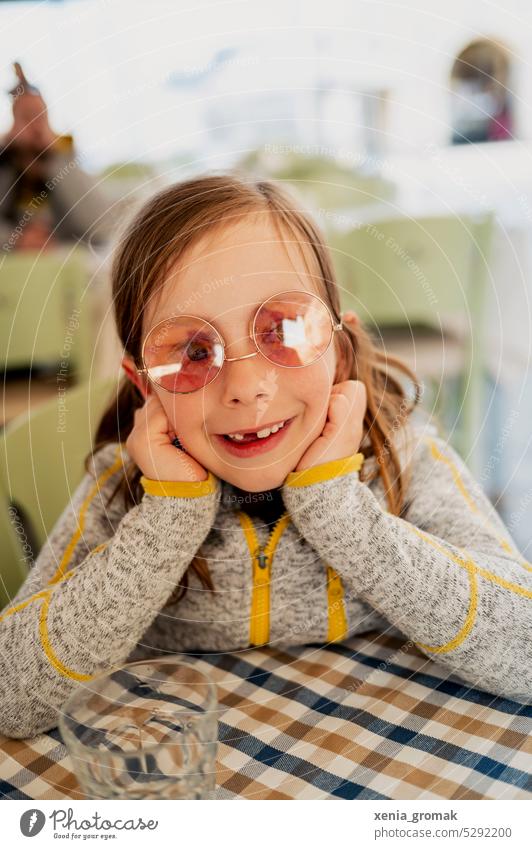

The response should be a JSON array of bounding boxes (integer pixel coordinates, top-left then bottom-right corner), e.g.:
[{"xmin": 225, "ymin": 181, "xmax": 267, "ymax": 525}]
[
  {"xmin": 254, "ymin": 292, "xmax": 333, "ymax": 367},
  {"xmin": 143, "ymin": 317, "xmax": 223, "ymax": 393}
]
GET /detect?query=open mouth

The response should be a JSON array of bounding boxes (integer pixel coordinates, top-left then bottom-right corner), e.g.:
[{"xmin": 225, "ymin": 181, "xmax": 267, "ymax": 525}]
[
  {"xmin": 214, "ymin": 416, "xmax": 296, "ymax": 456},
  {"xmin": 222, "ymin": 418, "xmax": 292, "ymax": 443}
]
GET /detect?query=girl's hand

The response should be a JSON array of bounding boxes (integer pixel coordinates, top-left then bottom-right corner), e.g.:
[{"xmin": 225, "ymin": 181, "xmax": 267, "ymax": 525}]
[
  {"xmin": 294, "ymin": 380, "xmax": 367, "ymax": 472},
  {"xmin": 126, "ymin": 394, "xmax": 209, "ymax": 483}
]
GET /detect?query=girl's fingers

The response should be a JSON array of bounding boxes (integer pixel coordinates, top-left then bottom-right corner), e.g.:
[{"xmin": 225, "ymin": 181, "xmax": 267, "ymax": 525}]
[
  {"xmin": 326, "ymin": 393, "xmax": 349, "ymax": 427},
  {"xmin": 139, "ymin": 394, "xmax": 170, "ymax": 434},
  {"xmin": 330, "ymin": 379, "xmax": 360, "ymax": 396},
  {"xmin": 328, "ymin": 382, "xmax": 366, "ymax": 427}
]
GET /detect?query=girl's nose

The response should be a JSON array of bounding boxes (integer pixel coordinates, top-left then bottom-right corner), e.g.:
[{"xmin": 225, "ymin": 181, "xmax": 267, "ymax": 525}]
[{"xmin": 219, "ymin": 342, "xmax": 276, "ymax": 407}]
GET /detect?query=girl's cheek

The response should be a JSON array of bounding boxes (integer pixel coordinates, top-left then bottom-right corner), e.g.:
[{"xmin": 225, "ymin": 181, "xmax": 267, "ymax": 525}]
[
  {"xmin": 154, "ymin": 392, "xmax": 197, "ymax": 437},
  {"xmin": 295, "ymin": 361, "xmax": 334, "ymax": 403}
]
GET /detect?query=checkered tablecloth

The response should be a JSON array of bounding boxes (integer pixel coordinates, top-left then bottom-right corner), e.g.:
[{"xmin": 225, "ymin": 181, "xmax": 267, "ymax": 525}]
[{"xmin": 1, "ymin": 631, "xmax": 531, "ymax": 800}]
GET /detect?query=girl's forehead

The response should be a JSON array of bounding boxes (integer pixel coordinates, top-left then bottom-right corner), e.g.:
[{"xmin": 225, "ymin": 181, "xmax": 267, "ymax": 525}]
[{"xmin": 144, "ymin": 219, "xmax": 322, "ymax": 330}]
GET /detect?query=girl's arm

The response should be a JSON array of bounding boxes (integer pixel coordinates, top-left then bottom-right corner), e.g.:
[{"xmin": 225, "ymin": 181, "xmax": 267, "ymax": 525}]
[
  {"xmin": 0, "ymin": 443, "xmax": 221, "ymax": 738},
  {"xmin": 281, "ymin": 427, "xmax": 532, "ymax": 702}
]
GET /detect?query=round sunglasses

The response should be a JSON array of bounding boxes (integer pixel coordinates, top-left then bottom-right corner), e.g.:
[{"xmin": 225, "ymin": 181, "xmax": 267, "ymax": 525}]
[{"xmin": 137, "ymin": 289, "xmax": 344, "ymax": 394}]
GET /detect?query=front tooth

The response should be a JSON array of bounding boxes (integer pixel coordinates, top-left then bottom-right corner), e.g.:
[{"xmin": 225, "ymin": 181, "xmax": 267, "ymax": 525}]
[{"xmin": 228, "ymin": 420, "xmax": 286, "ymax": 440}]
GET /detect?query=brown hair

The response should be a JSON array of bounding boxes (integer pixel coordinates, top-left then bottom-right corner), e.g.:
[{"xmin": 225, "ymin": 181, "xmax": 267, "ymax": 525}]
[{"xmin": 89, "ymin": 173, "xmax": 422, "ymax": 606}]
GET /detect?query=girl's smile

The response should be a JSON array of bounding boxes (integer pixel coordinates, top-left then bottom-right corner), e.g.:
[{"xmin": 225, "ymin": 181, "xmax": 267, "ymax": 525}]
[{"xmin": 212, "ymin": 413, "xmax": 298, "ymax": 458}]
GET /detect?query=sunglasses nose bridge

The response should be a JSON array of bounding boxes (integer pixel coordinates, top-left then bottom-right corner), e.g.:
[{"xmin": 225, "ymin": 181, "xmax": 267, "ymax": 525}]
[{"xmin": 224, "ymin": 350, "xmax": 260, "ymax": 363}]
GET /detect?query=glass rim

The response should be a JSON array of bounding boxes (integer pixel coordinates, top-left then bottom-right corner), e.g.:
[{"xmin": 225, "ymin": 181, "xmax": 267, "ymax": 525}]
[
  {"xmin": 58, "ymin": 657, "xmax": 218, "ymax": 759},
  {"xmin": 138, "ymin": 288, "xmax": 342, "ymax": 392}
]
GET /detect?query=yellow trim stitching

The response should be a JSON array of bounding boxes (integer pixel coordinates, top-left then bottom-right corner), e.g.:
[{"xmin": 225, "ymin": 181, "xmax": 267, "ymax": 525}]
[
  {"xmin": 49, "ymin": 446, "xmax": 124, "ymax": 585},
  {"xmin": 39, "ymin": 583, "xmax": 94, "ymax": 681},
  {"xmin": 409, "ymin": 524, "xmax": 532, "ymax": 599},
  {"xmin": 406, "ymin": 526, "xmax": 478, "ymax": 654},
  {"xmin": 406, "ymin": 521, "xmax": 531, "ymax": 654},
  {"xmin": 428, "ymin": 438, "xmax": 532, "ymax": 573},
  {"xmin": 47, "ymin": 541, "xmax": 109, "ymax": 587},
  {"xmin": 0, "ymin": 589, "xmax": 50, "ymax": 623},
  {"xmin": 285, "ymin": 452, "xmax": 365, "ymax": 488},
  {"xmin": 0, "ymin": 546, "xmax": 109, "ymax": 622},
  {"xmin": 1, "ymin": 567, "xmax": 94, "ymax": 680},
  {"xmin": 326, "ymin": 565, "xmax": 348, "ymax": 642},
  {"xmin": 1, "ymin": 541, "xmax": 111, "ymax": 680},
  {"xmin": 416, "ymin": 561, "xmax": 478, "ymax": 654},
  {"xmin": 140, "ymin": 471, "xmax": 217, "ymax": 498}
]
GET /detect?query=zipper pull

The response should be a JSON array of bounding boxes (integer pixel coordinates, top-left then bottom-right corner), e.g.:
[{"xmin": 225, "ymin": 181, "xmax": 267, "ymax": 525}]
[{"xmin": 255, "ymin": 548, "xmax": 268, "ymax": 569}]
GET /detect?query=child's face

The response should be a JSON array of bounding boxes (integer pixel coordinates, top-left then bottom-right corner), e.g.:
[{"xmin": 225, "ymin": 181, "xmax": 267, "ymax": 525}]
[{"xmin": 142, "ymin": 215, "xmax": 343, "ymax": 492}]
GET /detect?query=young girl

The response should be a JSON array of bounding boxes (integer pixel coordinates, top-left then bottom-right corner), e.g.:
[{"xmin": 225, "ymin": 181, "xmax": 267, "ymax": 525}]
[{"xmin": 1, "ymin": 174, "xmax": 530, "ymax": 738}]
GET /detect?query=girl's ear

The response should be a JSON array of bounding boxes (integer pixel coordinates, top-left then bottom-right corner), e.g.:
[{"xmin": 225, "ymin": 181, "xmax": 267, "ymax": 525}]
[
  {"xmin": 121, "ymin": 356, "xmax": 150, "ymax": 400},
  {"xmin": 340, "ymin": 310, "xmax": 360, "ymax": 329},
  {"xmin": 334, "ymin": 310, "xmax": 359, "ymax": 383}
]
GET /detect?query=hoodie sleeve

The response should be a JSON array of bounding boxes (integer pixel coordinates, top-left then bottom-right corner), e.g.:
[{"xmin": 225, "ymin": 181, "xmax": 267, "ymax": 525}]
[
  {"xmin": 0, "ymin": 444, "xmax": 221, "ymax": 738},
  {"xmin": 281, "ymin": 427, "xmax": 532, "ymax": 702}
]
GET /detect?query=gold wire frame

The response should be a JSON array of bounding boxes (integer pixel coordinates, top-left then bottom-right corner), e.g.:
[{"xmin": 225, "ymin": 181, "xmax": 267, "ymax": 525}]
[{"xmin": 137, "ymin": 289, "xmax": 344, "ymax": 394}]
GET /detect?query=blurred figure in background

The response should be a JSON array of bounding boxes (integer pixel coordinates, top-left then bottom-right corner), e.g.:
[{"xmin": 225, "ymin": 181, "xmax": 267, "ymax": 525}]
[{"xmin": 0, "ymin": 62, "xmax": 114, "ymax": 252}]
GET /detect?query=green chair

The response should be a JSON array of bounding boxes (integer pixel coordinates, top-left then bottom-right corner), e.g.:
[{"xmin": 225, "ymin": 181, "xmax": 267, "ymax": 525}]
[
  {"xmin": 0, "ymin": 379, "xmax": 116, "ymax": 609},
  {"xmin": 327, "ymin": 212, "xmax": 494, "ymax": 473},
  {"xmin": 0, "ymin": 249, "xmax": 93, "ymax": 383}
]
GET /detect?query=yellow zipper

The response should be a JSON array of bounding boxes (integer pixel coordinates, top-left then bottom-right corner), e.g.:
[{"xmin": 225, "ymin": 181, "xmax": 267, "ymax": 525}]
[
  {"xmin": 237, "ymin": 512, "xmax": 348, "ymax": 645},
  {"xmin": 237, "ymin": 510, "xmax": 291, "ymax": 646},
  {"xmin": 326, "ymin": 564, "xmax": 348, "ymax": 642}
]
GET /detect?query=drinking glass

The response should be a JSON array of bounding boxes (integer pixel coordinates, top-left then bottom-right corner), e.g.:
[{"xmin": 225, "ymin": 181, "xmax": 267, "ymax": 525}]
[{"xmin": 58, "ymin": 658, "xmax": 218, "ymax": 799}]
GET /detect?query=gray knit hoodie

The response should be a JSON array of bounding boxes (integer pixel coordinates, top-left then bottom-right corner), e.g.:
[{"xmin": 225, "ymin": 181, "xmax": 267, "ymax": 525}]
[{"xmin": 0, "ymin": 417, "xmax": 530, "ymax": 738}]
